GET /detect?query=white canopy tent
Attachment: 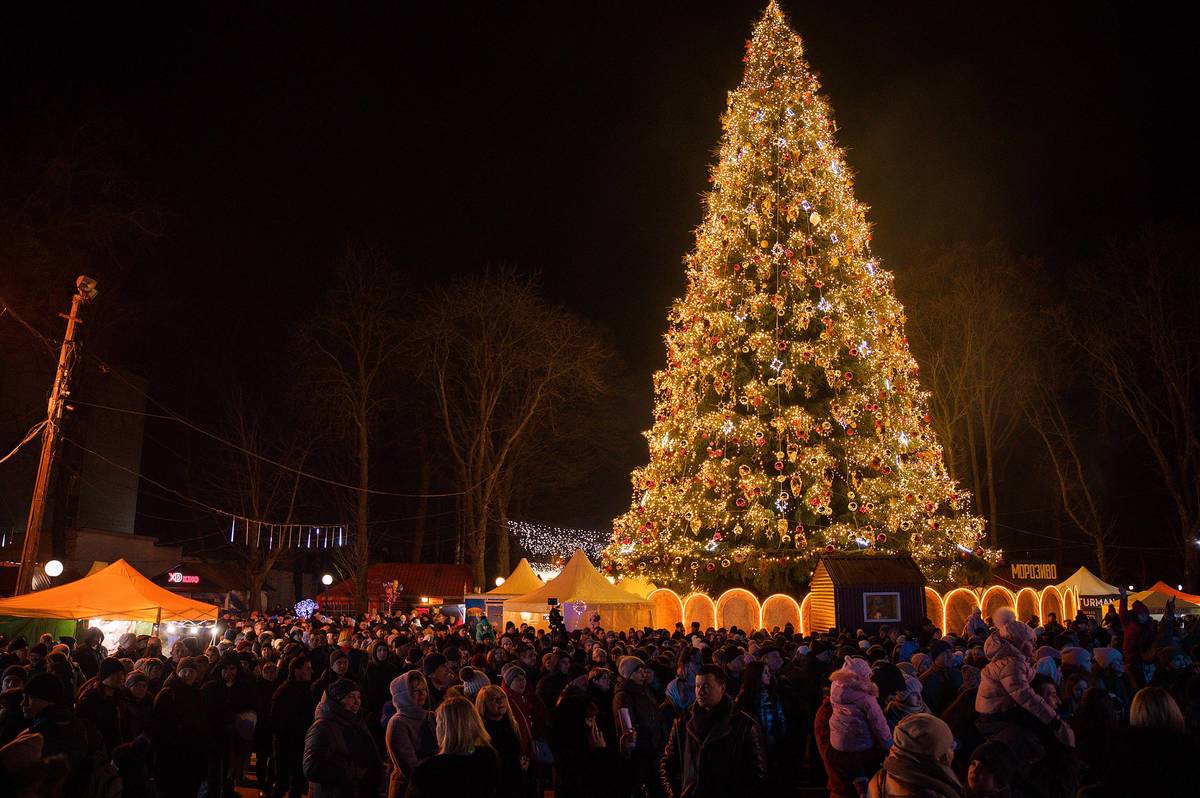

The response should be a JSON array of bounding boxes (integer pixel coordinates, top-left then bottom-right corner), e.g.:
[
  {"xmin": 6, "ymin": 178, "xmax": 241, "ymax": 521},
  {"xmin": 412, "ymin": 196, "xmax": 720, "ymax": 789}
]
[
  {"xmin": 1056, "ymin": 566, "xmax": 1120, "ymax": 617},
  {"xmin": 503, "ymin": 550, "xmax": 653, "ymax": 631}
]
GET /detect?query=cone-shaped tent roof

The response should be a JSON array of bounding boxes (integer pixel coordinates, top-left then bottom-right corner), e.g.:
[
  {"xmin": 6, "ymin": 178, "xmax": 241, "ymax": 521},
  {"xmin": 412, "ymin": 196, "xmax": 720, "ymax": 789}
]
[
  {"xmin": 1129, "ymin": 582, "xmax": 1200, "ymax": 614},
  {"xmin": 617, "ymin": 576, "xmax": 657, "ymax": 598},
  {"xmin": 488, "ymin": 558, "xmax": 544, "ymax": 596},
  {"xmin": 1056, "ymin": 566, "xmax": 1120, "ymax": 597},
  {"xmin": 0, "ymin": 559, "xmax": 219, "ymax": 623}
]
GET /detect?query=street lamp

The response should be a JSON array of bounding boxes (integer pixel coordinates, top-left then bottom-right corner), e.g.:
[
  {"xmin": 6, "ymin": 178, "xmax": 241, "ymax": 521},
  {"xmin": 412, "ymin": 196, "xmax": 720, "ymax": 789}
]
[
  {"xmin": 44, "ymin": 560, "xmax": 64, "ymax": 578},
  {"xmin": 494, "ymin": 577, "xmax": 505, "ymax": 587},
  {"xmin": 321, "ymin": 574, "xmax": 334, "ymax": 586}
]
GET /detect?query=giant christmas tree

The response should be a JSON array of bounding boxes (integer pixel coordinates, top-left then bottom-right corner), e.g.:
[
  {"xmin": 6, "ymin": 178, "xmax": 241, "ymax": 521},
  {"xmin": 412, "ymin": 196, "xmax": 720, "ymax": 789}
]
[{"xmin": 604, "ymin": 2, "xmax": 995, "ymax": 592}]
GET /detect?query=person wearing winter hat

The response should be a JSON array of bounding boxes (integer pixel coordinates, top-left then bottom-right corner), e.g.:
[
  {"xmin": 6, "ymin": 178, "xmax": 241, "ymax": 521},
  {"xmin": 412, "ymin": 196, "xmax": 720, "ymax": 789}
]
[
  {"xmin": 920, "ymin": 638, "xmax": 963, "ymax": 717},
  {"xmin": 304, "ymin": 678, "xmax": 385, "ymax": 797},
  {"xmin": 1059, "ymin": 646, "xmax": 1092, "ymax": 674},
  {"xmin": 458, "ymin": 666, "xmax": 491, "ymax": 701},
  {"xmin": 21, "ymin": 672, "xmax": 89, "ymax": 791},
  {"xmin": 385, "ymin": 671, "xmax": 437, "ymax": 798},
  {"xmin": 826, "ymin": 657, "xmax": 892, "ymax": 786},
  {"xmin": 121, "ymin": 670, "xmax": 154, "ymax": 739},
  {"xmin": 311, "ymin": 646, "xmax": 351, "ymax": 703},
  {"xmin": 76, "ymin": 657, "xmax": 126, "ymax": 754},
  {"xmin": 613, "ymin": 654, "xmax": 665, "ymax": 797},
  {"xmin": 201, "ymin": 651, "xmax": 258, "ymax": 798},
  {"xmin": 422, "ymin": 653, "xmax": 456, "ymax": 709},
  {"xmin": 867, "ymin": 713, "xmax": 963, "ymax": 798},
  {"xmin": 975, "ymin": 620, "xmax": 1073, "ymax": 749}
]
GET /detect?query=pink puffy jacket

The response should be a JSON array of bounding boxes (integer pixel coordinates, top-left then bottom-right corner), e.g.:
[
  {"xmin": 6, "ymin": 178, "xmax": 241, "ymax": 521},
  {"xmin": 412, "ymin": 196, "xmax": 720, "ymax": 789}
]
[
  {"xmin": 974, "ymin": 626, "xmax": 1057, "ymax": 724},
  {"xmin": 829, "ymin": 658, "xmax": 893, "ymax": 753}
]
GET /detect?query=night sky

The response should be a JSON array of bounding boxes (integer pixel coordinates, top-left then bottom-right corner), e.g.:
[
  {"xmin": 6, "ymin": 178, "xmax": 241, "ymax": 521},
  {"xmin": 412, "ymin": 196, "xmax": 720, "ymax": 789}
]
[{"xmin": 3, "ymin": 2, "xmax": 1195, "ymax": 572}]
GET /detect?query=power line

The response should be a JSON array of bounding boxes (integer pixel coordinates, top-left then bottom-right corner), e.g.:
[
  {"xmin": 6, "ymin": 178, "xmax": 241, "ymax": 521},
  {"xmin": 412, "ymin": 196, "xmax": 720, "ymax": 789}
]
[
  {"xmin": 0, "ymin": 294, "xmax": 57, "ymax": 359},
  {"xmin": 71, "ymin": 392, "xmax": 472, "ymax": 499},
  {"xmin": 0, "ymin": 420, "xmax": 46, "ymax": 465}
]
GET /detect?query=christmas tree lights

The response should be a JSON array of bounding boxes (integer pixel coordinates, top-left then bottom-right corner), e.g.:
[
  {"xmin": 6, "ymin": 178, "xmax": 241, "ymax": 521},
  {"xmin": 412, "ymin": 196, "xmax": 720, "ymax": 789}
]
[{"xmin": 604, "ymin": 1, "xmax": 995, "ymax": 591}]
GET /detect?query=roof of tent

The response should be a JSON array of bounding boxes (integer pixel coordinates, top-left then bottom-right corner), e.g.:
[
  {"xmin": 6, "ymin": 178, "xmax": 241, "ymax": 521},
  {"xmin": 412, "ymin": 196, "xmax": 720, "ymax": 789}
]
[
  {"xmin": 0, "ymin": 559, "xmax": 219, "ymax": 623},
  {"xmin": 1055, "ymin": 566, "xmax": 1120, "ymax": 597},
  {"xmin": 1129, "ymin": 583, "xmax": 1200, "ymax": 614},
  {"xmin": 504, "ymin": 550, "xmax": 652, "ymax": 611},
  {"xmin": 1137, "ymin": 581, "xmax": 1200, "ymax": 605},
  {"xmin": 617, "ymin": 576, "xmax": 657, "ymax": 598},
  {"xmin": 488, "ymin": 558, "xmax": 544, "ymax": 596}
]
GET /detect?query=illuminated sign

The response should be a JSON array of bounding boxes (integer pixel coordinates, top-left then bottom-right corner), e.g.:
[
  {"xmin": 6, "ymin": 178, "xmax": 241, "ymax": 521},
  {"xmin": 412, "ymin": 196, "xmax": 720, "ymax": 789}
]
[
  {"xmin": 167, "ymin": 571, "xmax": 200, "ymax": 585},
  {"xmin": 1008, "ymin": 562, "xmax": 1057, "ymax": 584}
]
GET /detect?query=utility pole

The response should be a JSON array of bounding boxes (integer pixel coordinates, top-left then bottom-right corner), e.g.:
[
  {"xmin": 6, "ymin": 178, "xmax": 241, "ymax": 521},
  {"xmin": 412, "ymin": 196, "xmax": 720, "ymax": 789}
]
[{"xmin": 14, "ymin": 276, "xmax": 98, "ymax": 595}]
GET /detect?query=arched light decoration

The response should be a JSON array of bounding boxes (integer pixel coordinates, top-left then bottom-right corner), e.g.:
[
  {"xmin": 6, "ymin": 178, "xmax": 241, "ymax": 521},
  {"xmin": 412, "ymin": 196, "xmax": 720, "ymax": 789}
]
[
  {"xmin": 649, "ymin": 588, "xmax": 684, "ymax": 629},
  {"xmin": 761, "ymin": 593, "xmax": 802, "ymax": 631},
  {"xmin": 1039, "ymin": 585, "xmax": 1064, "ymax": 624},
  {"xmin": 799, "ymin": 592, "xmax": 813, "ymax": 636},
  {"xmin": 923, "ymin": 587, "xmax": 945, "ymax": 633},
  {"xmin": 1015, "ymin": 587, "xmax": 1040, "ymax": 623},
  {"xmin": 943, "ymin": 587, "xmax": 981, "ymax": 637},
  {"xmin": 1061, "ymin": 588, "xmax": 1075, "ymax": 620},
  {"xmin": 980, "ymin": 585, "xmax": 1015, "ymax": 623},
  {"xmin": 682, "ymin": 592, "xmax": 717, "ymax": 631},
  {"xmin": 715, "ymin": 588, "xmax": 761, "ymax": 631}
]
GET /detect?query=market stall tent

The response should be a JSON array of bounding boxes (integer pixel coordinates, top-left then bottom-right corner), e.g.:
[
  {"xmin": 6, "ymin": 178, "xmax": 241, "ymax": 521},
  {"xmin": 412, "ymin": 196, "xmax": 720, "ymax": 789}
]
[
  {"xmin": 503, "ymin": 550, "xmax": 653, "ymax": 631},
  {"xmin": 487, "ymin": 558, "xmax": 544, "ymax": 596},
  {"xmin": 0, "ymin": 559, "xmax": 219, "ymax": 623},
  {"xmin": 1129, "ymin": 582, "xmax": 1200, "ymax": 615},
  {"xmin": 1055, "ymin": 566, "xmax": 1120, "ymax": 618}
]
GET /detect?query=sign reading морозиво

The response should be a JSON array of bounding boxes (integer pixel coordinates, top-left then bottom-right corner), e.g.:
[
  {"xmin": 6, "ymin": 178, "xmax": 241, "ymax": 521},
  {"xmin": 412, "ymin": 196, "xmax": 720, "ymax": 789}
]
[{"xmin": 1007, "ymin": 561, "xmax": 1058, "ymax": 585}]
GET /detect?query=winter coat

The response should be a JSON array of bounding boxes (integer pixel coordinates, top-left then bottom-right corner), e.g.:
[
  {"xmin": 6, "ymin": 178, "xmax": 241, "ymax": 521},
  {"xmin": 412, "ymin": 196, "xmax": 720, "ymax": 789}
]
[
  {"xmin": 272, "ymin": 677, "xmax": 316, "ymax": 747},
  {"xmin": 973, "ymin": 633, "xmax": 1056, "ymax": 723},
  {"xmin": 829, "ymin": 661, "xmax": 892, "ymax": 753},
  {"xmin": 201, "ymin": 669, "xmax": 259, "ymax": 750},
  {"xmin": 151, "ymin": 677, "xmax": 207, "ymax": 772},
  {"xmin": 658, "ymin": 694, "xmax": 768, "ymax": 798},
  {"xmin": 119, "ymin": 689, "xmax": 154, "ymax": 740},
  {"xmin": 483, "ymin": 715, "xmax": 530, "ymax": 798},
  {"xmin": 613, "ymin": 678, "xmax": 666, "ymax": 759},
  {"xmin": 26, "ymin": 704, "xmax": 89, "ymax": 779},
  {"xmin": 363, "ymin": 643, "xmax": 400, "ymax": 725},
  {"xmin": 75, "ymin": 680, "xmax": 123, "ymax": 753},
  {"xmin": 919, "ymin": 666, "xmax": 963, "ymax": 717},
  {"xmin": 304, "ymin": 695, "xmax": 386, "ymax": 798},
  {"xmin": 385, "ymin": 673, "xmax": 437, "ymax": 798},
  {"xmin": 405, "ymin": 746, "xmax": 500, "ymax": 798}
]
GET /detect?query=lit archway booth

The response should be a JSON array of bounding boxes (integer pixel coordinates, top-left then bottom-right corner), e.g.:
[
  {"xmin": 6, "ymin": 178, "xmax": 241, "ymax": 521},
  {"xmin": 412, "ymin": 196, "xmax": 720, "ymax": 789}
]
[
  {"xmin": 0, "ymin": 559, "xmax": 219, "ymax": 640},
  {"xmin": 808, "ymin": 555, "xmax": 926, "ymax": 634},
  {"xmin": 1055, "ymin": 566, "xmax": 1119, "ymax": 621},
  {"xmin": 503, "ymin": 550, "xmax": 653, "ymax": 631}
]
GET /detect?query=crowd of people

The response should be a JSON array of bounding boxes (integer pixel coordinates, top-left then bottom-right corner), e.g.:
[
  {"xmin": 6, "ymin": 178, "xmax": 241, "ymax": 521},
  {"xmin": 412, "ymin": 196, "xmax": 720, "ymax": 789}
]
[{"xmin": 0, "ymin": 586, "xmax": 1196, "ymax": 797}]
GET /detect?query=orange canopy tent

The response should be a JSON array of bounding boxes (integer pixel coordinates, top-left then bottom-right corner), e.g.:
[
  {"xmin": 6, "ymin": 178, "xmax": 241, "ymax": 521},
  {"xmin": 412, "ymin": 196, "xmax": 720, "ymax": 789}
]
[{"xmin": 0, "ymin": 559, "xmax": 218, "ymax": 623}]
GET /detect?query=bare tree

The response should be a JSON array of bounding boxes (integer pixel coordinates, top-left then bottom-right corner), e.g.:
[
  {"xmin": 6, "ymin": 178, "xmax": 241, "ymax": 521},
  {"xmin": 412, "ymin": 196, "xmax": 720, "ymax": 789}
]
[
  {"xmin": 299, "ymin": 245, "xmax": 407, "ymax": 611},
  {"xmin": 1069, "ymin": 228, "xmax": 1200, "ymax": 589},
  {"xmin": 417, "ymin": 274, "xmax": 612, "ymax": 588},
  {"xmin": 211, "ymin": 392, "xmax": 307, "ymax": 611},
  {"xmin": 904, "ymin": 242, "xmax": 1041, "ymax": 544},
  {"xmin": 1027, "ymin": 374, "xmax": 1115, "ymax": 581}
]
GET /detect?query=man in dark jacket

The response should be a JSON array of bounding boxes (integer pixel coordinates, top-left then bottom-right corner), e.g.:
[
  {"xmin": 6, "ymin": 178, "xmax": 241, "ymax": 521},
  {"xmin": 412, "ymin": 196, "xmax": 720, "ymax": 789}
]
[
  {"xmin": 151, "ymin": 656, "xmax": 208, "ymax": 797},
  {"xmin": 311, "ymin": 647, "xmax": 351, "ymax": 704},
  {"xmin": 660, "ymin": 664, "xmax": 768, "ymax": 798},
  {"xmin": 203, "ymin": 651, "xmax": 259, "ymax": 798},
  {"xmin": 614, "ymin": 655, "xmax": 668, "ymax": 797},
  {"xmin": 75, "ymin": 657, "xmax": 126, "ymax": 754},
  {"xmin": 919, "ymin": 639, "xmax": 963, "ymax": 716},
  {"xmin": 272, "ymin": 655, "xmax": 315, "ymax": 798},
  {"xmin": 303, "ymin": 678, "xmax": 384, "ymax": 798},
  {"xmin": 22, "ymin": 672, "xmax": 91, "ymax": 793}
]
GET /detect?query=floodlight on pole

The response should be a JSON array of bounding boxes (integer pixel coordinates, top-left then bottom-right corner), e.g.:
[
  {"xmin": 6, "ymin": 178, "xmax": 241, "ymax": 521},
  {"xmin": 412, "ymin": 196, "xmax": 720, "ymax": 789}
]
[{"xmin": 44, "ymin": 560, "xmax": 64, "ymax": 578}]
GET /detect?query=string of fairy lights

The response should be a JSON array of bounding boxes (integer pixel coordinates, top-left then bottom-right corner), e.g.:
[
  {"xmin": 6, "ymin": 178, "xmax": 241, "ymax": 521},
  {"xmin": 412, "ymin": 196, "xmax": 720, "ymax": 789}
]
[
  {"xmin": 604, "ymin": 1, "xmax": 995, "ymax": 590},
  {"xmin": 510, "ymin": 520, "xmax": 608, "ymax": 579}
]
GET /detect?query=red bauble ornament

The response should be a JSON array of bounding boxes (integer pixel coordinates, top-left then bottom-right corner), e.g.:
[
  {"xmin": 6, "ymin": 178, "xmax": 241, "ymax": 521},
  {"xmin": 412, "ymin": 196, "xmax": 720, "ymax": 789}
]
[
  {"xmin": 774, "ymin": 461, "xmax": 784, "ymax": 471},
  {"xmin": 736, "ymin": 498, "xmax": 747, "ymax": 507}
]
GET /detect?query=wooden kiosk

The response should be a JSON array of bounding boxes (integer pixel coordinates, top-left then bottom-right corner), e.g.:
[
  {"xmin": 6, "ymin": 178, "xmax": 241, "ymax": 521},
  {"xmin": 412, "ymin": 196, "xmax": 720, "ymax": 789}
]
[{"xmin": 808, "ymin": 554, "xmax": 926, "ymax": 634}]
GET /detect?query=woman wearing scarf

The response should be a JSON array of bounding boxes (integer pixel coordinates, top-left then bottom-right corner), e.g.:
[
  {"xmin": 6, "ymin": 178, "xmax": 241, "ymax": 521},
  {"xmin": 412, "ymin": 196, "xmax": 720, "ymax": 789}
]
[
  {"xmin": 867, "ymin": 713, "xmax": 963, "ymax": 797},
  {"xmin": 500, "ymin": 664, "xmax": 535, "ymax": 761},
  {"xmin": 885, "ymin": 673, "xmax": 930, "ymax": 727},
  {"xmin": 386, "ymin": 671, "xmax": 437, "ymax": 798}
]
